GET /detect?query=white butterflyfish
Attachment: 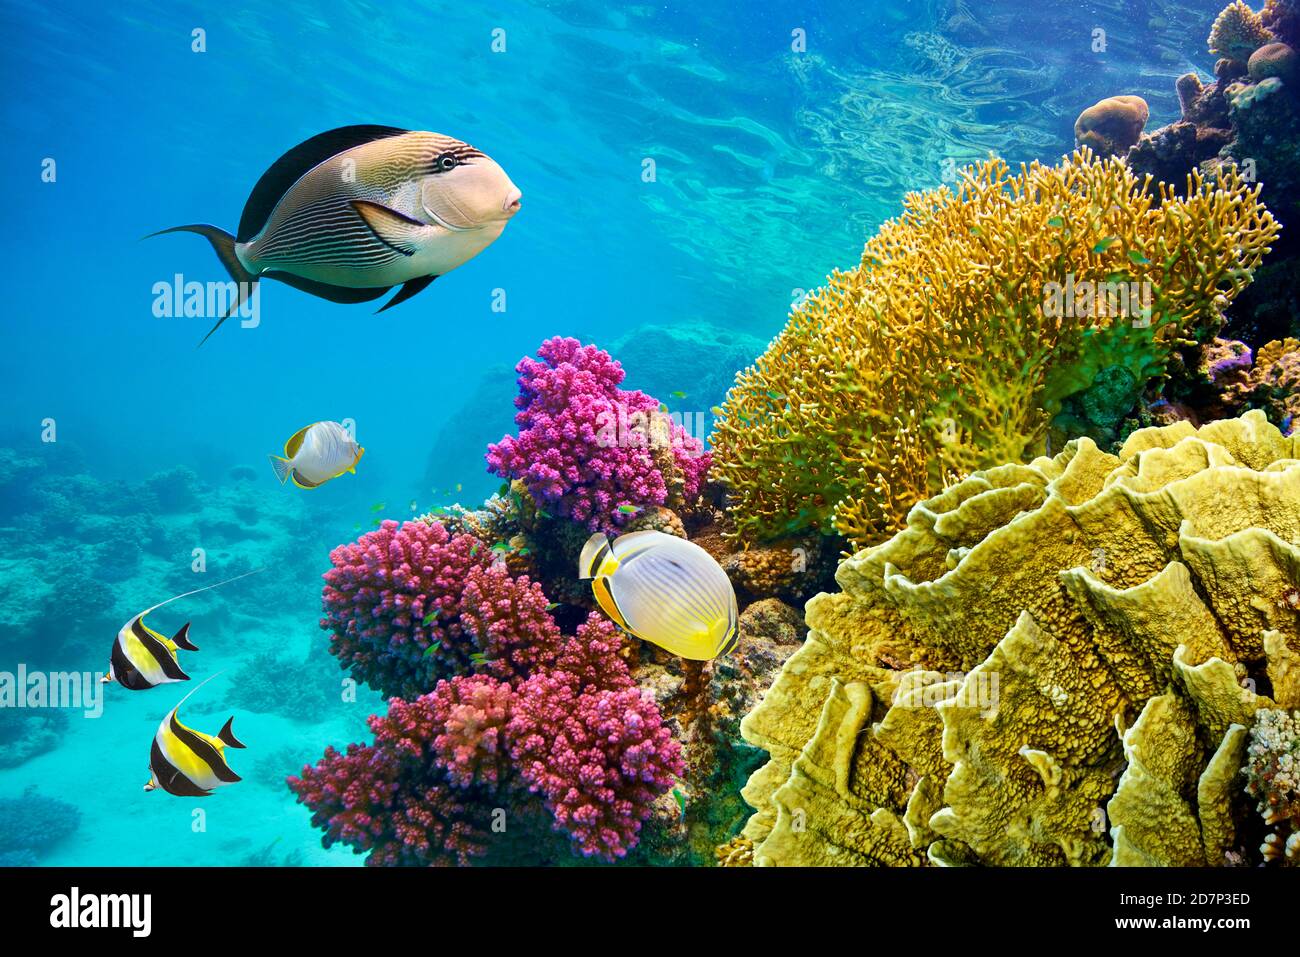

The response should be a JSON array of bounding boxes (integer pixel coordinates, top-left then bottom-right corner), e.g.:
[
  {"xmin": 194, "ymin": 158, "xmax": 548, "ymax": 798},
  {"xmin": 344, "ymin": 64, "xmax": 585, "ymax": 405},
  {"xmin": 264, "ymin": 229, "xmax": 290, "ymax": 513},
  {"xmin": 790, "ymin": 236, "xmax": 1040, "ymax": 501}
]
[
  {"xmin": 579, "ymin": 530, "xmax": 739, "ymax": 661},
  {"xmin": 269, "ymin": 420, "xmax": 363, "ymax": 489}
]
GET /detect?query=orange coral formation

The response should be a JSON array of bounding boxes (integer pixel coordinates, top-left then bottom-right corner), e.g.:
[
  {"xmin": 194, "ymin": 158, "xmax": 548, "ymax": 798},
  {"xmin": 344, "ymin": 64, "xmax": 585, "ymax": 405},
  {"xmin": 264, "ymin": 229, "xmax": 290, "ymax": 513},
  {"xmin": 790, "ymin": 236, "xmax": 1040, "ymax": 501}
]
[{"xmin": 710, "ymin": 149, "xmax": 1279, "ymax": 549}]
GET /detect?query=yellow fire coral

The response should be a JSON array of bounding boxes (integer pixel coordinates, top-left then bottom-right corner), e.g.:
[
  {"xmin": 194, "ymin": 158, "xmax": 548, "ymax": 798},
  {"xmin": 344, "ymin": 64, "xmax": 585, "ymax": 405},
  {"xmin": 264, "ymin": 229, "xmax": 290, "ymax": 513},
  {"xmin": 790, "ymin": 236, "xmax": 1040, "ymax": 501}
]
[
  {"xmin": 1209, "ymin": 1, "xmax": 1276, "ymax": 60},
  {"xmin": 710, "ymin": 149, "xmax": 1278, "ymax": 549},
  {"xmin": 739, "ymin": 411, "xmax": 1300, "ymax": 866}
]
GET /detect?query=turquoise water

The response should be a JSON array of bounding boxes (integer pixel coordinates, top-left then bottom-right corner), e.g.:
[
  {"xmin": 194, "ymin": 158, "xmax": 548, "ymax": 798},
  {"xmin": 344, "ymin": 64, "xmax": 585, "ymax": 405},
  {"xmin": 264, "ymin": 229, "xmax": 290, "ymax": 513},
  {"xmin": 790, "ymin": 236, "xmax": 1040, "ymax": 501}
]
[{"xmin": 0, "ymin": 0, "xmax": 1227, "ymax": 865}]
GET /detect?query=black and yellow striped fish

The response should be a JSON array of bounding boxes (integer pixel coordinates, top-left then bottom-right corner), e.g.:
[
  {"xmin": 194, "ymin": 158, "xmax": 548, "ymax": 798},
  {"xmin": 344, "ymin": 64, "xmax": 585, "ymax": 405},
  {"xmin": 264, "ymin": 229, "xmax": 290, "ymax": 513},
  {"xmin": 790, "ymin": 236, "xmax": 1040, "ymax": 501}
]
[
  {"xmin": 104, "ymin": 571, "xmax": 260, "ymax": 691},
  {"xmin": 147, "ymin": 125, "xmax": 522, "ymax": 346},
  {"xmin": 145, "ymin": 676, "xmax": 246, "ymax": 797},
  {"xmin": 578, "ymin": 530, "xmax": 739, "ymax": 660}
]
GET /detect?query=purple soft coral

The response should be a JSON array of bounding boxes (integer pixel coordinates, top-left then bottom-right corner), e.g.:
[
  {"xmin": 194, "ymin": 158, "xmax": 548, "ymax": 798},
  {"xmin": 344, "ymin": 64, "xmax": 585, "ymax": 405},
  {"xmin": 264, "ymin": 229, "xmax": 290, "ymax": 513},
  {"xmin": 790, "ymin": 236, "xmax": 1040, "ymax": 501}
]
[{"xmin": 486, "ymin": 337, "xmax": 709, "ymax": 534}]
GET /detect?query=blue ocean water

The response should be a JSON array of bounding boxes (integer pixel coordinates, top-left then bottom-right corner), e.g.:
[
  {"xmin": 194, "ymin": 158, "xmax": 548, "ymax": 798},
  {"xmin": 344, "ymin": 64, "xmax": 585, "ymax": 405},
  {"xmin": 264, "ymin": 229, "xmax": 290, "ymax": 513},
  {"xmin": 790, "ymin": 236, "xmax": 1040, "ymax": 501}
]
[{"xmin": 0, "ymin": 0, "xmax": 1229, "ymax": 865}]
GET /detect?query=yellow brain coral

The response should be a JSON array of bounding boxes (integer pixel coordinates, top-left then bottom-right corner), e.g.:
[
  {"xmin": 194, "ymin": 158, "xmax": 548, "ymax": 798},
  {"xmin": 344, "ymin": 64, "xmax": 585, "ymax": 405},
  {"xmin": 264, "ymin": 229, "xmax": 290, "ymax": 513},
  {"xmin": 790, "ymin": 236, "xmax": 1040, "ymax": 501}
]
[
  {"xmin": 709, "ymin": 149, "xmax": 1277, "ymax": 549},
  {"xmin": 739, "ymin": 410, "xmax": 1300, "ymax": 866}
]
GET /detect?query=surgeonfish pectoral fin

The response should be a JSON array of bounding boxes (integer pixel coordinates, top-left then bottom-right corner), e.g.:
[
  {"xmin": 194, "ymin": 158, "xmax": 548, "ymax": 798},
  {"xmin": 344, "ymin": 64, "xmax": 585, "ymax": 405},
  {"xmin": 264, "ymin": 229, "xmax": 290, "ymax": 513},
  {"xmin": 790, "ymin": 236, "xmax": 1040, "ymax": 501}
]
[
  {"xmin": 350, "ymin": 200, "xmax": 427, "ymax": 256},
  {"xmin": 171, "ymin": 622, "xmax": 198, "ymax": 652},
  {"xmin": 217, "ymin": 716, "xmax": 247, "ymax": 749},
  {"xmin": 269, "ymin": 454, "xmax": 293, "ymax": 485},
  {"xmin": 375, "ymin": 274, "xmax": 437, "ymax": 314},
  {"xmin": 578, "ymin": 533, "xmax": 613, "ymax": 580}
]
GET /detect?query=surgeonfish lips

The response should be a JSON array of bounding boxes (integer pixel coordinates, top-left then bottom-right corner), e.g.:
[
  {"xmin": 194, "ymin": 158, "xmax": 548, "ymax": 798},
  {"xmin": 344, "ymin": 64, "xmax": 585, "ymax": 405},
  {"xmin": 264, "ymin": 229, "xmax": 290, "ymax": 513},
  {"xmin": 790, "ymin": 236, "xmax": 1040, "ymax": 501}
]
[{"xmin": 421, "ymin": 153, "xmax": 522, "ymax": 230}]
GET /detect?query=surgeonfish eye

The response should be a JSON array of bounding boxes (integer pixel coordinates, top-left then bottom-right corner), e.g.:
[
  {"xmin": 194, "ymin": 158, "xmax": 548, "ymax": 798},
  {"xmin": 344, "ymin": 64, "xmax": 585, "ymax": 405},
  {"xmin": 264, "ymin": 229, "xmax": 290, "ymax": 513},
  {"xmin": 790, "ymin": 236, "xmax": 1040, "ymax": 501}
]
[{"xmin": 435, "ymin": 152, "xmax": 459, "ymax": 172}]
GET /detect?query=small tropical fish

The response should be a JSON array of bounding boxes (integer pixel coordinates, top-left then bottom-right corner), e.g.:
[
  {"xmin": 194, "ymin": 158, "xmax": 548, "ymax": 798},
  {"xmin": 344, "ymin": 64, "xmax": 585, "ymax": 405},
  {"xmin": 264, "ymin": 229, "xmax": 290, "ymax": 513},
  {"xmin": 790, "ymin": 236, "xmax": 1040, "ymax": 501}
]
[
  {"xmin": 1046, "ymin": 215, "xmax": 1065, "ymax": 228},
  {"xmin": 105, "ymin": 571, "xmax": 261, "ymax": 690},
  {"xmin": 669, "ymin": 391, "xmax": 687, "ymax": 400},
  {"xmin": 546, "ymin": 602, "xmax": 561, "ymax": 611},
  {"xmin": 371, "ymin": 502, "xmax": 386, "ymax": 512},
  {"xmin": 148, "ymin": 125, "xmax": 523, "ymax": 345},
  {"xmin": 1093, "ymin": 236, "xmax": 1120, "ymax": 253},
  {"xmin": 578, "ymin": 530, "xmax": 738, "ymax": 661},
  {"xmin": 616, "ymin": 504, "xmax": 640, "ymax": 515},
  {"xmin": 144, "ymin": 675, "xmax": 246, "ymax": 797},
  {"xmin": 1127, "ymin": 249, "xmax": 1151, "ymax": 265},
  {"xmin": 269, "ymin": 421, "xmax": 364, "ymax": 490}
]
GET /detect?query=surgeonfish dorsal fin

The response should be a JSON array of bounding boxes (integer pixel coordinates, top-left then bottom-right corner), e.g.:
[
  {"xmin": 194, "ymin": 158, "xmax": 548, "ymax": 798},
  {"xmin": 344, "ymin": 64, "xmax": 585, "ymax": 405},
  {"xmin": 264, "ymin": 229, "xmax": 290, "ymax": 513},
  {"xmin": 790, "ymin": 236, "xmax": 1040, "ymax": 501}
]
[
  {"xmin": 236, "ymin": 125, "xmax": 410, "ymax": 243},
  {"xmin": 578, "ymin": 533, "xmax": 613, "ymax": 580},
  {"xmin": 284, "ymin": 424, "xmax": 312, "ymax": 458},
  {"xmin": 217, "ymin": 716, "xmax": 247, "ymax": 750}
]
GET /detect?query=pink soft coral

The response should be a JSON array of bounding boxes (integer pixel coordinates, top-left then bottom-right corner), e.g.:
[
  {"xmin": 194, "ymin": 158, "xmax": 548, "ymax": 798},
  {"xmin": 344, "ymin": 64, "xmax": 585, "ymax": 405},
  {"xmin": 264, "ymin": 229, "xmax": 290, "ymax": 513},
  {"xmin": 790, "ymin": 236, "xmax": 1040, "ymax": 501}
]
[
  {"xmin": 507, "ymin": 615, "xmax": 684, "ymax": 860},
  {"xmin": 287, "ymin": 694, "xmax": 501, "ymax": 866},
  {"xmin": 486, "ymin": 337, "xmax": 709, "ymax": 534}
]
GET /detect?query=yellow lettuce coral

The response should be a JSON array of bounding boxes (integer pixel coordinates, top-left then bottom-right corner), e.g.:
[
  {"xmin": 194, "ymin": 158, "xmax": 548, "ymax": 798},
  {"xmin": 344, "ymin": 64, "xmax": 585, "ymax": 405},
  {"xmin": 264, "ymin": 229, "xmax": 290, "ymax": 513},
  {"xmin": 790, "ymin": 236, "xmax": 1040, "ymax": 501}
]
[
  {"xmin": 739, "ymin": 410, "xmax": 1300, "ymax": 866},
  {"xmin": 710, "ymin": 150, "xmax": 1277, "ymax": 549}
]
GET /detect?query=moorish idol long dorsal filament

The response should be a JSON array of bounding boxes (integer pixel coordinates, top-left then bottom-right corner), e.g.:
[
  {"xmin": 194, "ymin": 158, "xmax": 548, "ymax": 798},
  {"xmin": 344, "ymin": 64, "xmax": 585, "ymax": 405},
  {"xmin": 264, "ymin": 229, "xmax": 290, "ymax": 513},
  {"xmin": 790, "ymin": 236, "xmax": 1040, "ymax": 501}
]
[{"xmin": 105, "ymin": 569, "xmax": 262, "ymax": 691}]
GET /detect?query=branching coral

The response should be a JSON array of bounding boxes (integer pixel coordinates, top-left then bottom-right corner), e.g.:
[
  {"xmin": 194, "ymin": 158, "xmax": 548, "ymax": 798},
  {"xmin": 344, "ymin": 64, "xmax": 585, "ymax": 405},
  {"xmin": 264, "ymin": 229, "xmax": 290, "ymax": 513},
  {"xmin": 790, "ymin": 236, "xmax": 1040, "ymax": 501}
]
[
  {"xmin": 487, "ymin": 337, "xmax": 709, "ymax": 535},
  {"xmin": 710, "ymin": 149, "xmax": 1278, "ymax": 549},
  {"xmin": 305, "ymin": 510, "xmax": 682, "ymax": 863},
  {"xmin": 287, "ymin": 693, "xmax": 510, "ymax": 866},
  {"xmin": 1210, "ymin": 1, "xmax": 1277, "ymax": 61},
  {"xmin": 739, "ymin": 411, "xmax": 1300, "ymax": 866}
]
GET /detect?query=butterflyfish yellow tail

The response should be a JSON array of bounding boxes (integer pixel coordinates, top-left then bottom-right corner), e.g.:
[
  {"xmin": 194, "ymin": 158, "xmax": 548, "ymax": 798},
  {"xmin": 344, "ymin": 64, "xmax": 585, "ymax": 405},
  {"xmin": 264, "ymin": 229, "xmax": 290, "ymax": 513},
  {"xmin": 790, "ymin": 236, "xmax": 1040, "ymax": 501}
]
[
  {"xmin": 269, "ymin": 454, "xmax": 293, "ymax": 484},
  {"xmin": 578, "ymin": 533, "xmax": 619, "ymax": 580}
]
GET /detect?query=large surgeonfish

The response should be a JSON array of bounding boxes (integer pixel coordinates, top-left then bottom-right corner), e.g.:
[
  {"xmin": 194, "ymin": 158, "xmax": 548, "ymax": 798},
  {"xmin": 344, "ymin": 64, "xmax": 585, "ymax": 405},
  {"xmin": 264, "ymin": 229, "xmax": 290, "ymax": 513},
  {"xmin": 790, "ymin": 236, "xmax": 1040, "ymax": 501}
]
[
  {"xmin": 269, "ymin": 420, "xmax": 363, "ymax": 489},
  {"xmin": 578, "ymin": 530, "xmax": 739, "ymax": 660},
  {"xmin": 104, "ymin": 570, "xmax": 261, "ymax": 690},
  {"xmin": 147, "ymin": 125, "xmax": 523, "ymax": 345},
  {"xmin": 145, "ymin": 674, "xmax": 246, "ymax": 797}
]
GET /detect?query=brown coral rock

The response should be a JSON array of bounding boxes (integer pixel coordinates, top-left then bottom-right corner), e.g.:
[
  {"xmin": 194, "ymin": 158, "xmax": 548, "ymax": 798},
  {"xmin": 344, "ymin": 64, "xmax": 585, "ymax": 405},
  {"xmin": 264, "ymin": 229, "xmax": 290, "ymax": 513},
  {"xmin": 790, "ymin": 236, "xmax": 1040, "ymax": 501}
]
[{"xmin": 1075, "ymin": 95, "xmax": 1150, "ymax": 155}]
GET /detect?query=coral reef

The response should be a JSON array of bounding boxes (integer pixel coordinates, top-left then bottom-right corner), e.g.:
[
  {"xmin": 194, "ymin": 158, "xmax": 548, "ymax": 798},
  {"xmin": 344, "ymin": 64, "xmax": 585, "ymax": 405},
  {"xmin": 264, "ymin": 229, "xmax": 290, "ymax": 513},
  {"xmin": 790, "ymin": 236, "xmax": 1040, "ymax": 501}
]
[
  {"xmin": 0, "ymin": 709, "xmax": 68, "ymax": 769},
  {"xmin": 0, "ymin": 787, "xmax": 80, "ymax": 866},
  {"xmin": 301, "ymin": 510, "xmax": 687, "ymax": 862},
  {"xmin": 1244, "ymin": 706, "xmax": 1300, "ymax": 863},
  {"xmin": 711, "ymin": 149, "xmax": 1277, "ymax": 549},
  {"xmin": 738, "ymin": 412, "xmax": 1300, "ymax": 866},
  {"xmin": 1209, "ymin": 1, "xmax": 1276, "ymax": 61},
  {"xmin": 487, "ymin": 337, "xmax": 709, "ymax": 535},
  {"xmin": 1074, "ymin": 95, "xmax": 1149, "ymax": 156}
]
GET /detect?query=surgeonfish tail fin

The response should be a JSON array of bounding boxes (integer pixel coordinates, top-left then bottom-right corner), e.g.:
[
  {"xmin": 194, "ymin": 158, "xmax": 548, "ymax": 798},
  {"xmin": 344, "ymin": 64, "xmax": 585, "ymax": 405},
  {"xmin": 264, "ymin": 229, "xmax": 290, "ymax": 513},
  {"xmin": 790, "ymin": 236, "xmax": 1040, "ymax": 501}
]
[
  {"xmin": 269, "ymin": 454, "xmax": 293, "ymax": 485},
  {"xmin": 171, "ymin": 622, "xmax": 198, "ymax": 652},
  {"xmin": 578, "ymin": 533, "xmax": 614, "ymax": 580},
  {"xmin": 143, "ymin": 224, "xmax": 258, "ymax": 347},
  {"xmin": 217, "ymin": 716, "xmax": 247, "ymax": 749}
]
